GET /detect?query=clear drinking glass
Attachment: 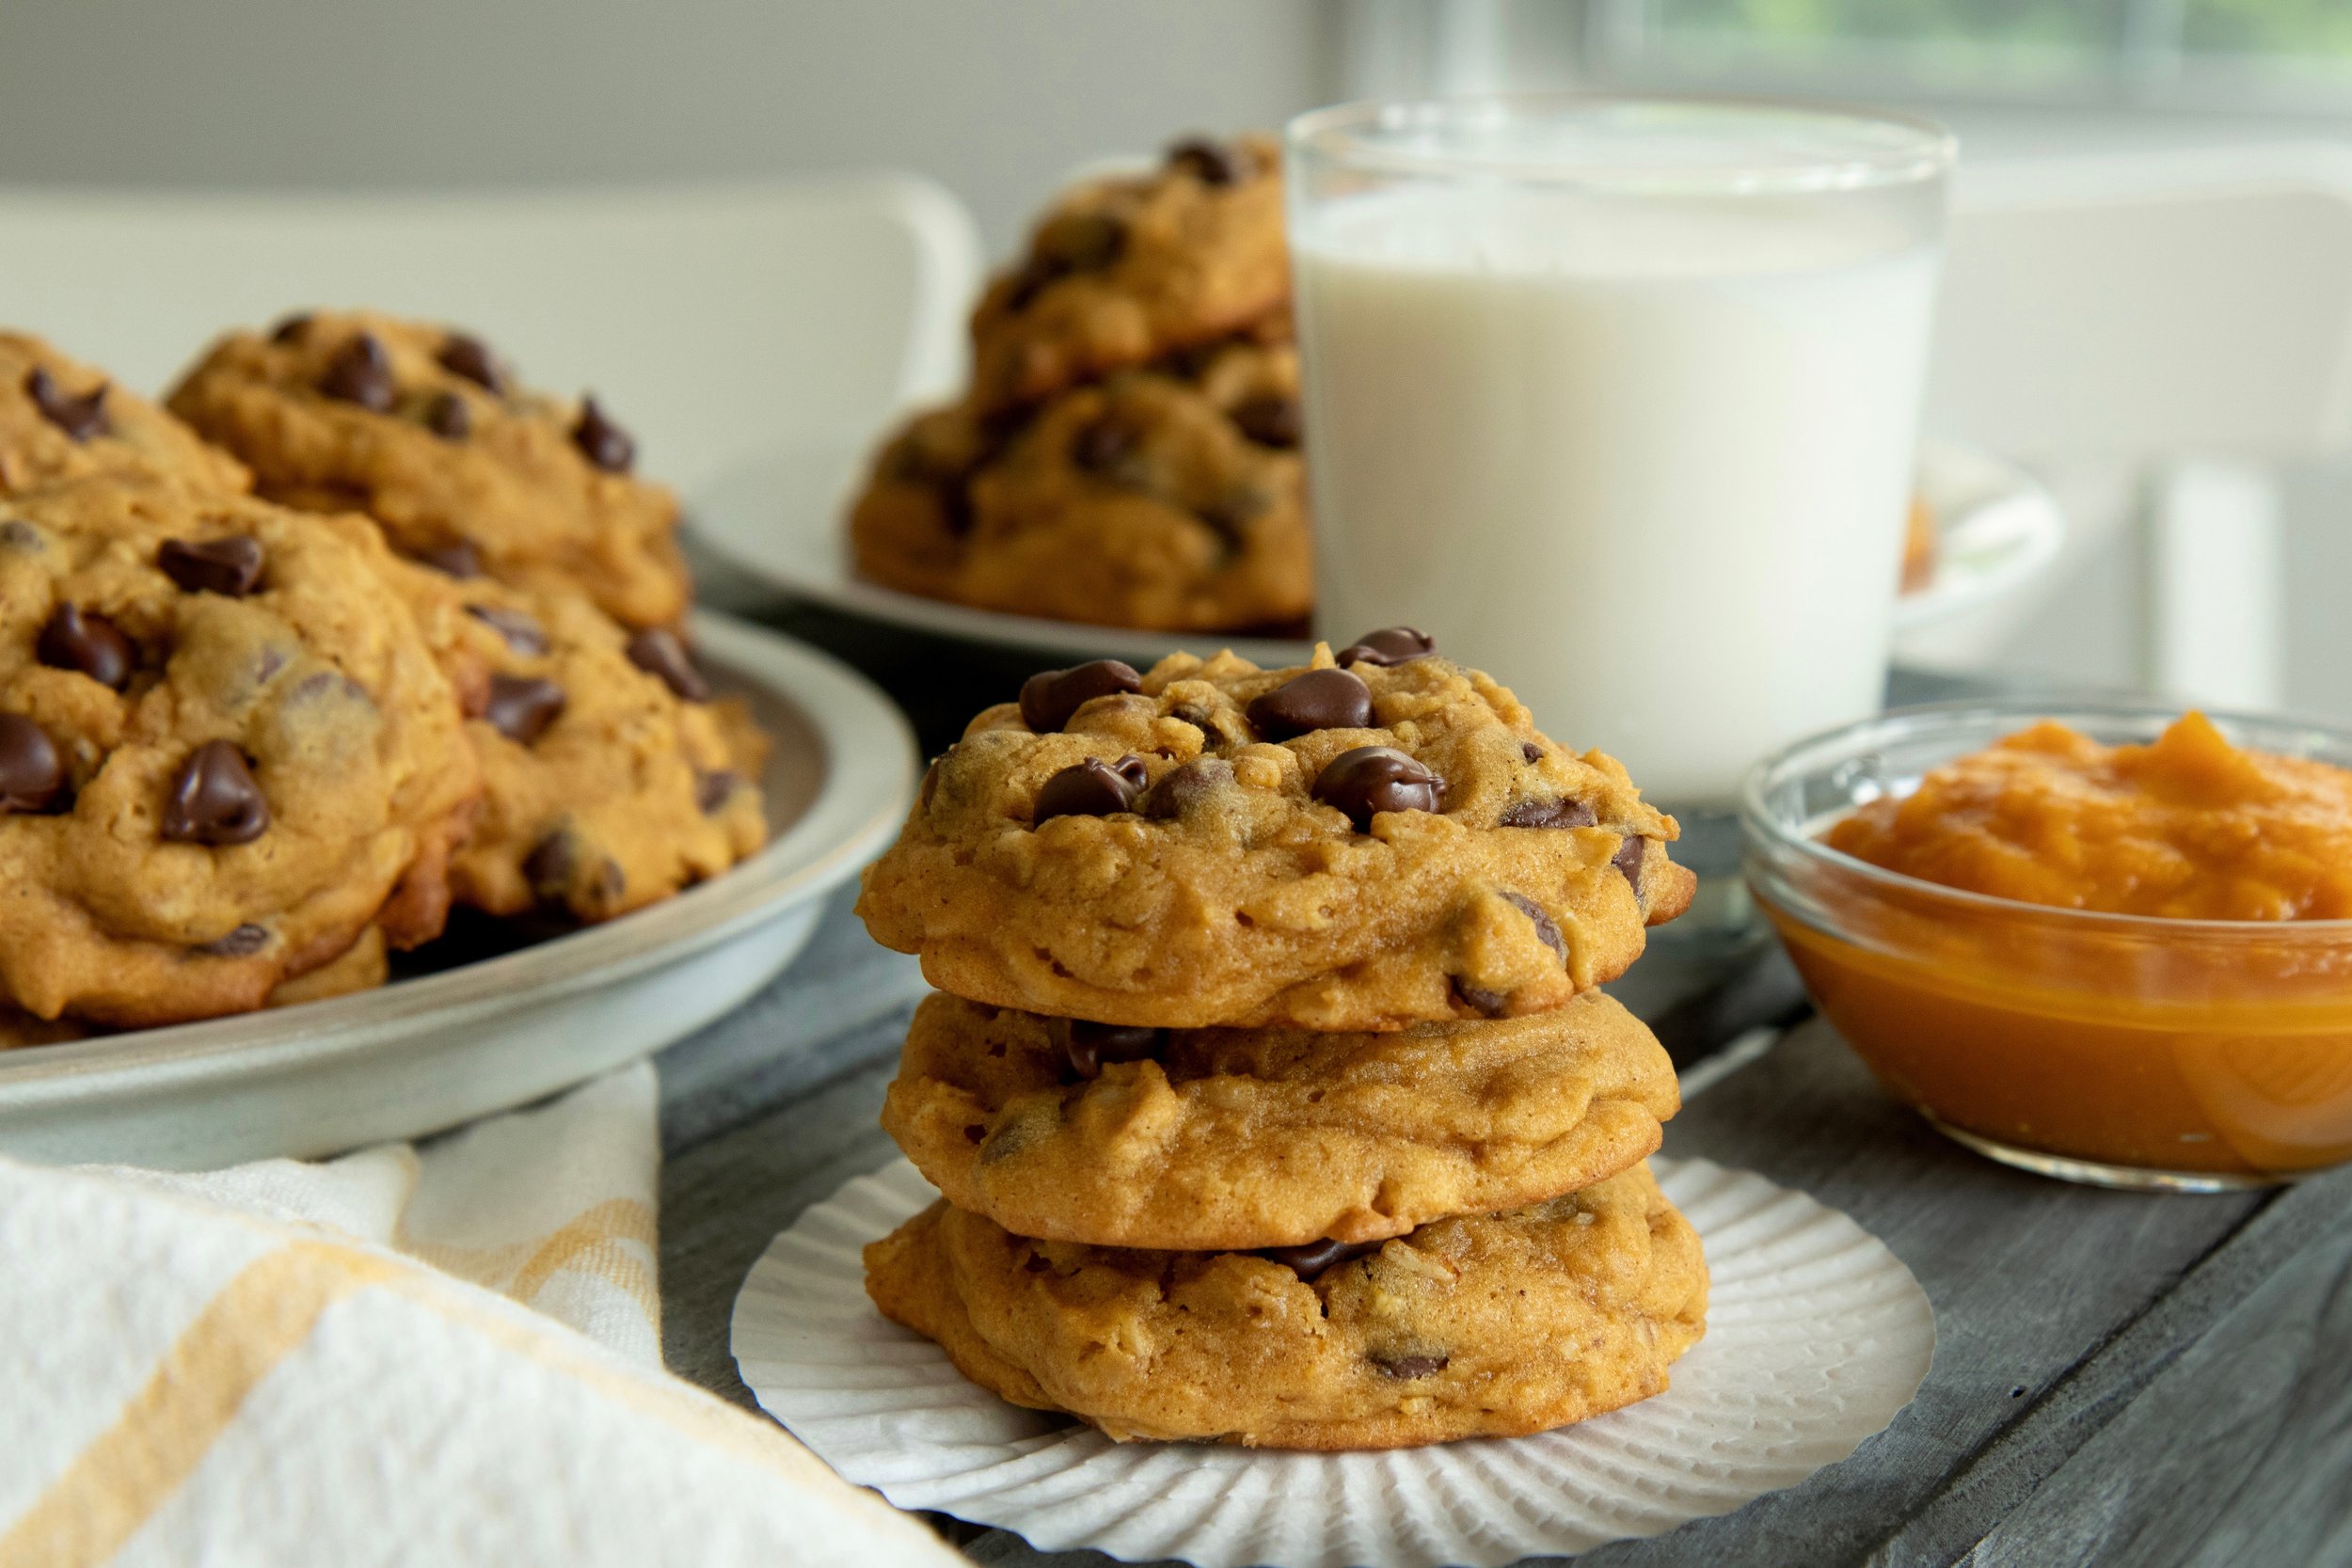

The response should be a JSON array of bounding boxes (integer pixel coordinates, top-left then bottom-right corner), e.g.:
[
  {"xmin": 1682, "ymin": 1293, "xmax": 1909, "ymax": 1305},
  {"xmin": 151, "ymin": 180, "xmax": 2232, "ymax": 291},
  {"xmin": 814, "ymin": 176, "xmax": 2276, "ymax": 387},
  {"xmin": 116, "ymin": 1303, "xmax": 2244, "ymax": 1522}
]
[{"xmin": 1287, "ymin": 95, "xmax": 1954, "ymax": 922}]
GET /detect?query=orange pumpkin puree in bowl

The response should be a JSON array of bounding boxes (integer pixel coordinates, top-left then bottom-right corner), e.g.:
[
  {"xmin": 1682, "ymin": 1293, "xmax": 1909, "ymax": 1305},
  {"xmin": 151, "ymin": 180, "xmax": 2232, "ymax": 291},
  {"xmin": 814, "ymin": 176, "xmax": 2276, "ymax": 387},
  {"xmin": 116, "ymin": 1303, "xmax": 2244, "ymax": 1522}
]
[
  {"xmin": 1757, "ymin": 712, "xmax": 2352, "ymax": 1184},
  {"xmin": 1824, "ymin": 712, "xmax": 2352, "ymax": 921}
]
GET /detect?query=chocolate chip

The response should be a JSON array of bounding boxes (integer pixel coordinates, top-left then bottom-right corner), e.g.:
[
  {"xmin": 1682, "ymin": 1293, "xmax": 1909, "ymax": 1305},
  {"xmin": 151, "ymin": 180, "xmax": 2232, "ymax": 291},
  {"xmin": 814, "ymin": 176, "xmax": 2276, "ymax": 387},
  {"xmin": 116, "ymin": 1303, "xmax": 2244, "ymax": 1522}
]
[
  {"xmin": 1007, "ymin": 213, "xmax": 1128, "ymax": 309},
  {"xmin": 626, "ymin": 627, "xmax": 708, "ymax": 703},
  {"xmin": 1452, "ymin": 978, "xmax": 1510, "ymax": 1017},
  {"xmin": 0, "ymin": 714, "xmax": 64, "ymax": 814},
  {"xmin": 437, "ymin": 331, "xmax": 503, "ymax": 392},
  {"xmin": 1033, "ymin": 754, "xmax": 1147, "ymax": 825},
  {"xmin": 37, "ymin": 605, "xmax": 133, "ymax": 690},
  {"xmin": 24, "ymin": 368, "xmax": 108, "ymax": 441},
  {"xmin": 1246, "ymin": 668, "xmax": 1372, "ymax": 740},
  {"xmin": 1059, "ymin": 1019, "xmax": 1166, "ymax": 1079},
  {"xmin": 1259, "ymin": 1238, "xmax": 1382, "ymax": 1279},
  {"xmin": 695, "ymin": 768, "xmax": 739, "ymax": 814},
  {"xmin": 1614, "ymin": 834, "xmax": 1647, "ymax": 897},
  {"xmin": 585, "ymin": 855, "xmax": 626, "ymax": 910},
  {"xmin": 1018, "ymin": 659, "xmax": 1141, "ymax": 733},
  {"xmin": 1167, "ymin": 136, "xmax": 1248, "ymax": 185},
  {"xmin": 158, "ymin": 536, "xmax": 264, "ymax": 597},
  {"xmin": 194, "ymin": 924, "xmax": 269, "ymax": 958},
  {"xmin": 424, "ymin": 391, "xmax": 470, "ymax": 441},
  {"xmin": 1143, "ymin": 756, "xmax": 1233, "ymax": 820},
  {"xmin": 0, "ymin": 520, "xmax": 42, "ymax": 553},
  {"xmin": 1004, "ymin": 266, "xmax": 1052, "ymax": 313},
  {"xmin": 1070, "ymin": 417, "xmax": 1138, "ymax": 477},
  {"xmin": 1499, "ymin": 797, "xmax": 1596, "ymax": 830},
  {"xmin": 1521, "ymin": 741, "xmax": 1545, "ymax": 764},
  {"xmin": 484, "ymin": 674, "xmax": 565, "ymax": 744},
  {"xmin": 572, "ymin": 396, "xmax": 635, "ymax": 472},
  {"xmin": 1371, "ymin": 1351, "xmax": 1450, "ymax": 1380},
  {"xmin": 1200, "ymin": 487, "xmax": 1271, "ymax": 543},
  {"xmin": 269, "ymin": 312, "xmax": 313, "ymax": 344},
  {"xmin": 1311, "ymin": 745, "xmax": 1443, "ymax": 832},
  {"xmin": 1335, "ymin": 626, "xmax": 1436, "ymax": 668},
  {"xmin": 887, "ymin": 434, "xmax": 973, "ymax": 488},
  {"xmin": 938, "ymin": 486, "xmax": 977, "ymax": 538},
  {"xmin": 1156, "ymin": 340, "xmax": 1227, "ymax": 381},
  {"xmin": 162, "ymin": 741, "xmax": 267, "ymax": 845},
  {"xmin": 1500, "ymin": 890, "xmax": 1566, "ymax": 963},
  {"xmin": 467, "ymin": 604, "xmax": 548, "ymax": 656},
  {"xmin": 319, "ymin": 332, "xmax": 395, "ymax": 412},
  {"xmin": 1043, "ymin": 211, "xmax": 1126, "ymax": 271},
  {"xmin": 410, "ymin": 539, "xmax": 483, "ymax": 578},
  {"xmin": 1231, "ymin": 393, "xmax": 1300, "ymax": 448},
  {"xmin": 523, "ymin": 828, "xmax": 623, "ymax": 911},
  {"xmin": 522, "ymin": 831, "xmax": 576, "ymax": 897}
]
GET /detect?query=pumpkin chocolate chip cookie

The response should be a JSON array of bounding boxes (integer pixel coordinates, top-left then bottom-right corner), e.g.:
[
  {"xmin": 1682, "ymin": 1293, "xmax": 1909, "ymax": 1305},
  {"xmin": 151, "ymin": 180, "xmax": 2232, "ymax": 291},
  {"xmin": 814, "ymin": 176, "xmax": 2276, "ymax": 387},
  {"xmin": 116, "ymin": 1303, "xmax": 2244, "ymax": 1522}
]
[
  {"xmin": 847, "ymin": 401, "xmax": 999, "ymax": 607},
  {"xmin": 850, "ymin": 326, "xmax": 1310, "ymax": 633},
  {"xmin": 968, "ymin": 135, "xmax": 1289, "ymax": 413},
  {"xmin": 882, "ymin": 990, "xmax": 1677, "ymax": 1251},
  {"xmin": 865, "ymin": 1160, "xmax": 1708, "ymax": 1449},
  {"xmin": 386, "ymin": 559, "xmax": 769, "ymax": 924},
  {"xmin": 166, "ymin": 309, "xmax": 691, "ymax": 630},
  {"xmin": 0, "ymin": 334, "xmax": 250, "ymax": 498},
  {"xmin": 0, "ymin": 474, "xmax": 478, "ymax": 1028},
  {"xmin": 855, "ymin": 636, "xmax": 1692, "ymax": 1032}
]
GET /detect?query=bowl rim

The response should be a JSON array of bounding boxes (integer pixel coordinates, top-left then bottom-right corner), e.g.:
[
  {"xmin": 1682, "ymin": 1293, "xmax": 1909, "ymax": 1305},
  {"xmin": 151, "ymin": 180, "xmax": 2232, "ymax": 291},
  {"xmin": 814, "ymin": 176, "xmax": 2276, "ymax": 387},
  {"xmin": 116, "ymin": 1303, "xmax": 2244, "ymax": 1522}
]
[{"xmin": 1740, "ymin": 696, "xmax": 2352, "ymax": 942}]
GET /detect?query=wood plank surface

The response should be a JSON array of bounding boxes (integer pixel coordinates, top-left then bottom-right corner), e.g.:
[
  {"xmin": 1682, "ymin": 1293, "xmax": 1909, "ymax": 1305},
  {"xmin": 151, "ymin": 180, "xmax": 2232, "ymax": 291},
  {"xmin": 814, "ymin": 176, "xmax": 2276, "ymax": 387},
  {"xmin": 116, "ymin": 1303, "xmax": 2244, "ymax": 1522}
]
[{"xmin": 1947, "ymin": 1165, "xmax": 2352, "ymax": 1567}]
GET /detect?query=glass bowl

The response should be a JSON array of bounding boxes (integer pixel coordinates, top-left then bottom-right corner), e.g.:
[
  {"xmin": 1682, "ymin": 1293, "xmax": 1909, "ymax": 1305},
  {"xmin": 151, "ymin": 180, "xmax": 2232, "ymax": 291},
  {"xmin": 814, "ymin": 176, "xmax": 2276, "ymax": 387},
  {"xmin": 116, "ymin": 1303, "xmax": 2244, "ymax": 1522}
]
[{"xmin": 1741, "ymin": 700, "xmax": 2352, "ymax": 1190}]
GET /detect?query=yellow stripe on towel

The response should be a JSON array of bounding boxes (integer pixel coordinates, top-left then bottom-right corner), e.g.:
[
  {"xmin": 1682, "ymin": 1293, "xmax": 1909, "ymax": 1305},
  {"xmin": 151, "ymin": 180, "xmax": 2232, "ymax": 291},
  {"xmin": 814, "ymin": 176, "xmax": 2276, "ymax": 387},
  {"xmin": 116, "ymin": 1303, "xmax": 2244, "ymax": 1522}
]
[
  {"xmin": 0, "ymin": 1243, "xmax": 398, "ymax": 1568},
  {"xmin": 398, "ymin": 1196, "xmax": 660, "ymax": 1327}
]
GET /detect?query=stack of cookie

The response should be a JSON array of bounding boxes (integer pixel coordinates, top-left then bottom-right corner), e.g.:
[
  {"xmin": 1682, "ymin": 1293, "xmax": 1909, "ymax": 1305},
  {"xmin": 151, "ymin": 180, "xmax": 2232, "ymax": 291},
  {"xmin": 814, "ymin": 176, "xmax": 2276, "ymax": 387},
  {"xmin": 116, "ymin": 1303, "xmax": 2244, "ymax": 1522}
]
[
  {"xmin": 850, "ymin": 134, "xmax": 1311, "ymax": 635},
  {"xmin": 855, "ymin": 632, "xmax": 1709, "ymax": 1448},
  {"xmin": 0, "ymin": 315, "xmax": 768, "ymax": 1042}
]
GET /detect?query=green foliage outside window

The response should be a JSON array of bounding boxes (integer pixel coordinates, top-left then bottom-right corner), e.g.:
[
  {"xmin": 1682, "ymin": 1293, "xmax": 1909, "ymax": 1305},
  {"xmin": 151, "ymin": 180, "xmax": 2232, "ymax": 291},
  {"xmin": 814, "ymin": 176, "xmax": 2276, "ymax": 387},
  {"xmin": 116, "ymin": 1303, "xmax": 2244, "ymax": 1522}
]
[
  {"xmin": 2184, "ymin": 0, "xmax": 2352, "ymax": 55},
  {"xmin": 1661, "ymin": 0, "xmax": 2119, "ymax": 49},
  {"xmin": 1655, "ymin": 0, "xmax": 2352, "ymax": 58}
]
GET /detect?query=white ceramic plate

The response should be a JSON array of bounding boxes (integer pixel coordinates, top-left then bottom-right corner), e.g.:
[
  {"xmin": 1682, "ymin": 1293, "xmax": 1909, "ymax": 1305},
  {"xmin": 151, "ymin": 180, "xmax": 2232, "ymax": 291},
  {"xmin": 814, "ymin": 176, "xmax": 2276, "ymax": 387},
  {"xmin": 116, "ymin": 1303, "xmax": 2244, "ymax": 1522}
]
[
  {"xmin": 0, "ymin": 611, "xmax": 917, "ymax": 1170},
  {"xmin": 1900, "ymin": 438, "xmax": 2067, "ymax": 632},
  {"xmin": 691, "ymin": 430, "xmax": 2064, "ymax": 665}
]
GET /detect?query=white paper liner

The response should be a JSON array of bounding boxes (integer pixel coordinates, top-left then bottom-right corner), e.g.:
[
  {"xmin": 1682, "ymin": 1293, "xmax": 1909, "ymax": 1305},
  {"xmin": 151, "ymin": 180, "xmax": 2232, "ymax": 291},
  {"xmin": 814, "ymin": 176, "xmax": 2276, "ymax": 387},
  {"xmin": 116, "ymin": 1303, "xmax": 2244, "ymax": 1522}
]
[{"xmin": 732, "ymin": 1157, "xmax": 1935, "ymax": 1568}]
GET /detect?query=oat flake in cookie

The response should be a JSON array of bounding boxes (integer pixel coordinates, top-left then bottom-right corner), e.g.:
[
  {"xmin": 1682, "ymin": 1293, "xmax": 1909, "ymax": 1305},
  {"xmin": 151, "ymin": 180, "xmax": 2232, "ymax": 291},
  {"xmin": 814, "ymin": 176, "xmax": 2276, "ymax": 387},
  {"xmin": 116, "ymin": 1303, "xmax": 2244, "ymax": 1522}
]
[
  {"xmin": 167, "ymin": 309, "xmax": 691, "ymax": 630},
  {"xmin": 882, "ymin": 990, "xmax": 1678, "ymax": 1252},
  {"xmin": 855, "ymin": 636, "xmax": 1693, "ymax": 1032},
  {"xmin": 864, "ymin": 1161, "xmax": 1708, "ymax": 1449},
  {"xmin": 0, "ymin": 475, "xmax": 479, "ymax": 1030}
]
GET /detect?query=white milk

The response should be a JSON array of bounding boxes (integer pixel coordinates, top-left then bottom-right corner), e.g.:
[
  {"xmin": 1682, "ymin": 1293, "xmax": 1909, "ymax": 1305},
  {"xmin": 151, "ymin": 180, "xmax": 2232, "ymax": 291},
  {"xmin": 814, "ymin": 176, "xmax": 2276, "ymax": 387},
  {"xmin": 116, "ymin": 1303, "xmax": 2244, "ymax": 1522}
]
[{"xmin": 1295, "ymin": 188, "xmax": 1941, "ymax": 804}]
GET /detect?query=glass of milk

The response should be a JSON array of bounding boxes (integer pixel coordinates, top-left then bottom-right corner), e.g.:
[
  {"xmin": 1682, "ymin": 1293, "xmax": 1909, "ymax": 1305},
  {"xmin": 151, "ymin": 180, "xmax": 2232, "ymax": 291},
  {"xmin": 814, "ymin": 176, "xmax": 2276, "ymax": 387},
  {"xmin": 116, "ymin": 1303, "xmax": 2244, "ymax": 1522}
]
[{"xmin": 1288, "ymin": 96, "xmax": 1953, "ymax": 916}]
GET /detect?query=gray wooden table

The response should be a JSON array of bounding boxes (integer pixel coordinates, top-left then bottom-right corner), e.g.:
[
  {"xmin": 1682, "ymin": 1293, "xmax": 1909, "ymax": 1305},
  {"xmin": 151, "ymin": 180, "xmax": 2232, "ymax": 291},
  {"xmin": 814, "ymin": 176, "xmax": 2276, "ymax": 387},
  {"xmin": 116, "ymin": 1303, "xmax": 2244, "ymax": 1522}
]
[{"xmin": 653, "ymin": 602, "xmax": 2352, "ymax": 1567}]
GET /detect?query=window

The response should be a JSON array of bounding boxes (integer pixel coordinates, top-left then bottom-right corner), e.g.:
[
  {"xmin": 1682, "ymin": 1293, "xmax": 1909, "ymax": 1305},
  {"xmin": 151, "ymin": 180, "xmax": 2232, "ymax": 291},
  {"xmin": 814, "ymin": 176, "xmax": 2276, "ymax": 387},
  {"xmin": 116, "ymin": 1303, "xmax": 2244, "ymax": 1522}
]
[{"xmin": 1339, "ymin": 0, "xmax": 2352, "ymax": 114}]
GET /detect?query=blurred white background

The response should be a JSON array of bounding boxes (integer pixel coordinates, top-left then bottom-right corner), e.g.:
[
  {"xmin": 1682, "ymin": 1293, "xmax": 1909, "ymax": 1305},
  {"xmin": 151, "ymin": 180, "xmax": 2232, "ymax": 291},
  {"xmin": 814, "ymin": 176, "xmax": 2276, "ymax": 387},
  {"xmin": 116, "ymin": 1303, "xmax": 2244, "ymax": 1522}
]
[
  {"xmin": 4, "ymin": 0, "xmax": 2351, "ymax": 717},
  {"xmin": 0, "ymin": 0, "xmax": 1332, "ymax": 255}
]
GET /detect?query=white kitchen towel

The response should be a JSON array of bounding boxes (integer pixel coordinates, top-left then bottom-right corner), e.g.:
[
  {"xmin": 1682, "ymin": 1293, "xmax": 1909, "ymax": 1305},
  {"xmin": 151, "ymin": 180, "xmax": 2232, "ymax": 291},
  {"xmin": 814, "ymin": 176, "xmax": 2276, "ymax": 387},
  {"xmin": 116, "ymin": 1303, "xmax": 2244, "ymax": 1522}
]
[{"xmin": 0, "ymin": 1062, "xmax": 961, "ymax": 1568}]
